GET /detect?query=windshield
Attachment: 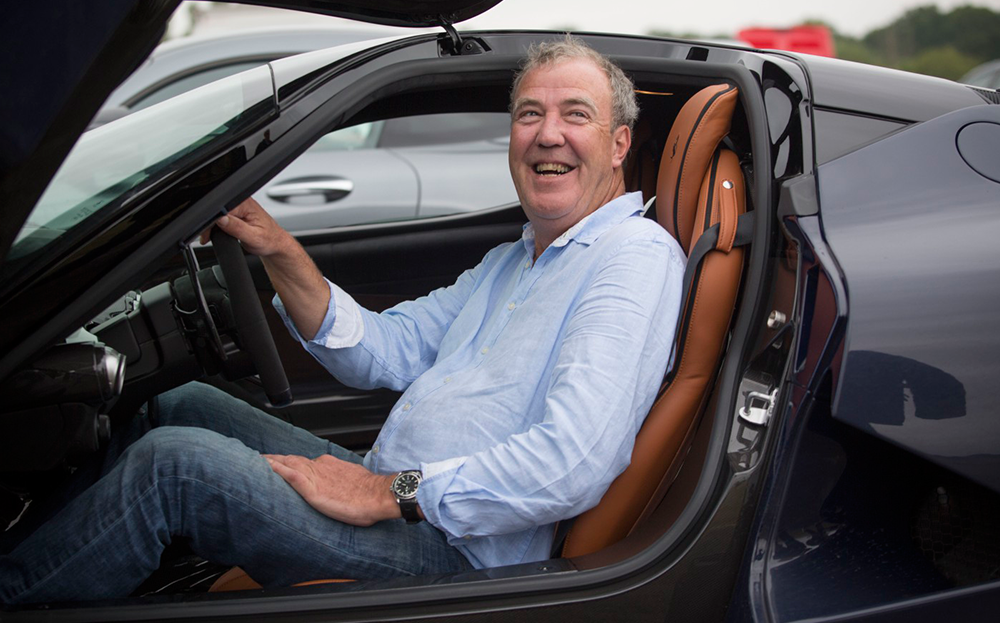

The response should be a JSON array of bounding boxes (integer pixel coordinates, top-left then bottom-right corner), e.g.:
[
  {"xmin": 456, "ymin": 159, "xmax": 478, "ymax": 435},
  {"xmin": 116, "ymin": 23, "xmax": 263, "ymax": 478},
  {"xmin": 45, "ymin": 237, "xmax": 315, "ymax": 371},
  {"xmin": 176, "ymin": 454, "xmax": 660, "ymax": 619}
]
[{"xmin": 4, "ymin": 65, "xmax": 274, "ymax": 279}]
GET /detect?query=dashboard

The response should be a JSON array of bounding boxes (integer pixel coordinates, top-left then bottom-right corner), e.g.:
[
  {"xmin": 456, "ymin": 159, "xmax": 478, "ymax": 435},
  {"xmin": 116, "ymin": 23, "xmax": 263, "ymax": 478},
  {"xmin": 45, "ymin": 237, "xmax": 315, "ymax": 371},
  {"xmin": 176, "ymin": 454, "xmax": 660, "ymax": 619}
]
[{"xmin": 0, "ymin": 264, "xmax": 243, "ymax": 474}]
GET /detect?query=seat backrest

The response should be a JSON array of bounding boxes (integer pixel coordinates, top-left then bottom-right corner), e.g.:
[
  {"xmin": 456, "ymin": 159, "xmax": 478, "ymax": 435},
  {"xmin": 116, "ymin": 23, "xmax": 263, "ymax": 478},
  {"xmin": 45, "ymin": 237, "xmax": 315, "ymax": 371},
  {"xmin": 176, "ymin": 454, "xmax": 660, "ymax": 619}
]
[{"xmin": 562, "ymin": 84, "xmax": 746, "ymax": 557}]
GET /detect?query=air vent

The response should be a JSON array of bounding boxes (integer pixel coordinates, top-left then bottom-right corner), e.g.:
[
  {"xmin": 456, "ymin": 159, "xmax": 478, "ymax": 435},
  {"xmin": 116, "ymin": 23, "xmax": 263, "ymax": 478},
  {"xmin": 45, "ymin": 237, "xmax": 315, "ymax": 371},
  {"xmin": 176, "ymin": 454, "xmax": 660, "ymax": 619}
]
[{"xmin": 969, "ymin": 86, "xmax": 1000, "ymax": 105}]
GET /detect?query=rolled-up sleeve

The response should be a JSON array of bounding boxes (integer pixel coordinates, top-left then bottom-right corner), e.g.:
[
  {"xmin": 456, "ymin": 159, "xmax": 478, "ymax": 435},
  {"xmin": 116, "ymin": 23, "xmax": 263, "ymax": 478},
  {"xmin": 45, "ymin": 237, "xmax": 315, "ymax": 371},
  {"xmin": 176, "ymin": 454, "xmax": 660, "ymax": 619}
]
[
  {"xmin": 273, "ymin": 280, "xmax": 364, "ymax": 349},
  {"xmin": 273, "ymin": 244, "xmax": 509, "ymax": 392}
]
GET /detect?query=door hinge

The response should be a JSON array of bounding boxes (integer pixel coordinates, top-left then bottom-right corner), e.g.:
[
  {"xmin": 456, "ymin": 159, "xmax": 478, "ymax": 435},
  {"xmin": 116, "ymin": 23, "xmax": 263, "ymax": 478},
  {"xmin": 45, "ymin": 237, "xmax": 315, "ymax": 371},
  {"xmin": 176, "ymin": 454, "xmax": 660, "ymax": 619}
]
[{"xmin": 438, "ymin": 18, "xmax": 487, "ymax": 56}]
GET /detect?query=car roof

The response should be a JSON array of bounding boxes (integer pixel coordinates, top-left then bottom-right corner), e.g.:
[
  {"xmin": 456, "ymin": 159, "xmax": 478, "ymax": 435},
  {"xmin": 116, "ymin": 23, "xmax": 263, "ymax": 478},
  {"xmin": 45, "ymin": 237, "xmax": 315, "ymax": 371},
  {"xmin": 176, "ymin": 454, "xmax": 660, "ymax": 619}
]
[{"xmin": 101, "ymin": 27, "xmax": 395, "ymax": 110}]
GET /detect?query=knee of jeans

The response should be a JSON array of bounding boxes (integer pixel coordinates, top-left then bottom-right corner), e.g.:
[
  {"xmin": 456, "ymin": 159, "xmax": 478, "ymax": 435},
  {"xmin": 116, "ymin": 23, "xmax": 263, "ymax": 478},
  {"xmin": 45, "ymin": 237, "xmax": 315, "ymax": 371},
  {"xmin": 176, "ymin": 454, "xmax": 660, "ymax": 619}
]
[
  {"xmin": 157, "ymin": 383, "xmax": 228, "ymax": 428},
  {"xmin": 129, "ymin": 427, "xmax": 225, "ymax": 481}
]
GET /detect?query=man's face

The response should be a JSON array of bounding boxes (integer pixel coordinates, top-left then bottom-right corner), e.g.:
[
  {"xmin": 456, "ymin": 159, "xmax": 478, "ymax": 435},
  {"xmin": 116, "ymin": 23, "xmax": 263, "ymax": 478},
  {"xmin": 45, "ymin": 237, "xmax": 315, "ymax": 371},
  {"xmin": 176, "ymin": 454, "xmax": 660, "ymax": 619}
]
[{"xmin": 508, "ymin": 57, "xmax": 631, "ymax": 230}]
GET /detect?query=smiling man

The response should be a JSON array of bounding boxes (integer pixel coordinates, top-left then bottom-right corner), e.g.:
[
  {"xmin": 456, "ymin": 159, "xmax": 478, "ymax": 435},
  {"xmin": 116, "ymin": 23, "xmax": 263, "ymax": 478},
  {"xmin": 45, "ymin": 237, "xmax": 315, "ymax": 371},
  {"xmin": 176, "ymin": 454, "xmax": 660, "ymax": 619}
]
[
  {"xmin": 1, "ymin": 36, "xmax": 685, "ymax": 604},
  {"xmin": 508, "ymin": 53, "xmax": 632, "ymax": 258}
]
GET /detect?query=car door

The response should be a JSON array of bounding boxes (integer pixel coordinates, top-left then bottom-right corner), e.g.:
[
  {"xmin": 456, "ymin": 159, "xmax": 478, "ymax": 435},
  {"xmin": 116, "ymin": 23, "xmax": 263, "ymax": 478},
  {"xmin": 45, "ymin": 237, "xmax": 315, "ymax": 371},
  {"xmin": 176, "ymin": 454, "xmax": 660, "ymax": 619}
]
[
  {"xmin": 379, "ymin": 112, "xmax": 517, "ymax": 218},
  {"xmin": 255, "ymin": 121, "xmax": 422, "ymax": 231}
]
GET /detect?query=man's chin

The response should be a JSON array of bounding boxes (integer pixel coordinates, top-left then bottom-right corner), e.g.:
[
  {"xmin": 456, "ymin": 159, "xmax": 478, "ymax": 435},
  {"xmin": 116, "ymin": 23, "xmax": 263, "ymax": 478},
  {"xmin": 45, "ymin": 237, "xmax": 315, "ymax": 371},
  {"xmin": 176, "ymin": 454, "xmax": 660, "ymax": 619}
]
[
  {"xmin": 522, "ymin": 190, "xmax": 581, "ymax": 215},
  {"xmin": 525, "ymin": 200, "xmax": 571, "ymax": 216}
]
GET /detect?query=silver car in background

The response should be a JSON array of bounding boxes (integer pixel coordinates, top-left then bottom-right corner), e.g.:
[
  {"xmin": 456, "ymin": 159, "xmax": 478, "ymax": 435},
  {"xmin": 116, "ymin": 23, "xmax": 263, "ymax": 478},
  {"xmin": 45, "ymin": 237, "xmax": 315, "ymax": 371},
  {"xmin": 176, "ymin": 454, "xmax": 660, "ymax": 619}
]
[{"xmin": 95, "ymin": 27, "xmax": 517, "ymax": 232}]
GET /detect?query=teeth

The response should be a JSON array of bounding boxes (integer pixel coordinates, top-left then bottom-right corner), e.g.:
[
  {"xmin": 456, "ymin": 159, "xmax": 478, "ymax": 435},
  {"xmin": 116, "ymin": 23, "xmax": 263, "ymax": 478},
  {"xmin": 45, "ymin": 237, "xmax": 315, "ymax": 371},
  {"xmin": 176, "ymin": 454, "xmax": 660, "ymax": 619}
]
[{"xmin": 535, "ymin": 163, "xmax": 571, "ymax": 175}]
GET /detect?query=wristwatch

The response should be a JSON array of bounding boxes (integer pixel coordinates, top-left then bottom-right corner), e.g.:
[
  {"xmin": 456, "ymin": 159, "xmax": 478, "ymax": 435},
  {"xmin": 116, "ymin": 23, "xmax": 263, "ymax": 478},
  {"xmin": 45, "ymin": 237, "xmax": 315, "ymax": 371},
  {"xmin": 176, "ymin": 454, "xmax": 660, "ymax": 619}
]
[{"xmin": 390, "ymin": 470, "xmax": 423, "ymax": 523}]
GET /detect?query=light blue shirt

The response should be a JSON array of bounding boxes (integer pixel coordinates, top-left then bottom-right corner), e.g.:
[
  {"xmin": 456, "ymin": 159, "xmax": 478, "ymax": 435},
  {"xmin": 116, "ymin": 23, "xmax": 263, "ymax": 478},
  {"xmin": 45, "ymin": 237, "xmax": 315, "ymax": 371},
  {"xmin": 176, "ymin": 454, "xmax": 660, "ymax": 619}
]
[{"xmin": 274, "ymin": 191, "xmax": 686, "ymax": 569}]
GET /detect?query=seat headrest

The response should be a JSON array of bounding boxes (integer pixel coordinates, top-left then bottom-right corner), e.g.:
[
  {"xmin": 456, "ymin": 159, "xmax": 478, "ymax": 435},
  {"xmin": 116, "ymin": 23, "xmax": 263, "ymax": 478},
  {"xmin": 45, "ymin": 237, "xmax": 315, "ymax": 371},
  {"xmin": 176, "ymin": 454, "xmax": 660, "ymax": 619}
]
[{"xmin": 656, "ymin": 84, "xmax": 738, "ymax": 253}]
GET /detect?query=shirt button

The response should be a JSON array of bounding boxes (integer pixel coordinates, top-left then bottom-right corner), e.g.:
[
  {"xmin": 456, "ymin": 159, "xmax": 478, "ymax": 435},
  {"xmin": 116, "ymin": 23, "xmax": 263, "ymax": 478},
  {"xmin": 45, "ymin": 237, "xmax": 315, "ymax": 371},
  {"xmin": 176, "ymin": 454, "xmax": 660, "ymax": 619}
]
[
  {"xmin": 481, "ymin": 347, "xmax": 489, "ymax": 355},
  {"xmin": 402, "ymin": 402, "xmax": 411, "ymax": 411},
  {"xmin": 525, "ymin": 261, "xmax": 531, "ymax": 269},
  {"xmin": 372, "ymin": 444, "xmax": 379, "ymax": 454},
  {"xmin": 463, "ymin": 535, "xmax": 472, "ymax": 540},
  {"xmin": 507, "ymin": 302, "xmax": 515, "ymax": 311},
  {"xmin": 444, "ymin": 377, "xmax": 452, "ymax": 383}
]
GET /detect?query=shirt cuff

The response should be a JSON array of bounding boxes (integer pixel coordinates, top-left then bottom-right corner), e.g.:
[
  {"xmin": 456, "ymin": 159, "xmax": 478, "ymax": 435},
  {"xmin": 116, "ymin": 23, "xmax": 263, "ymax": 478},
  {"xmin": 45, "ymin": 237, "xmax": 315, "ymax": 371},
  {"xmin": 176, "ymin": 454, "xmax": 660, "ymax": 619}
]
[
  {"xmin": 271, "ymin": 278, "xmax": 364, "ymax": 348},
  {"xmin": 416, "ymin": 456, "xmax": 467, "ymax": 540}
]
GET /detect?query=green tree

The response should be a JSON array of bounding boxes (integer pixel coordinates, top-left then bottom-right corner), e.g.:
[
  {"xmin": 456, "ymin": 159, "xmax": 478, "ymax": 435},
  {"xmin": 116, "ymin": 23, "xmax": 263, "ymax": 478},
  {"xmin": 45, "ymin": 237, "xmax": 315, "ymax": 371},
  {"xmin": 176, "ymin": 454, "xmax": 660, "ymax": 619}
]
[
  {"xmin": 864, "ymin": 4, "xmax": 1000, "ymax": 66},
  {"xmin": 834, "ymin": 36, "xmax": 885, "ymax": 66},
  {"xmin": 900, "ymin": 45, "xmax": 982, "ymax": 80},
  {"xmin": 864, "ymin": 5, "xmax": 945, "ymax": 64},
  {"xmin": 946, "ymin": 5, "xmax": 1000, "ymax": 61}
]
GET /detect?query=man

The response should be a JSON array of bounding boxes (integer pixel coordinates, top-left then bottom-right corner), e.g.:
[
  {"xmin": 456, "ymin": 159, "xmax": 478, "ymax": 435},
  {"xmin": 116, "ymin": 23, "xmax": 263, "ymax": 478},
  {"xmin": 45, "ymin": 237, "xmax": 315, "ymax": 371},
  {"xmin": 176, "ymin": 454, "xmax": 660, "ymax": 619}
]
[{"xmin": 0, "ymin": 37, "xmax": 685, "ymax": 604}]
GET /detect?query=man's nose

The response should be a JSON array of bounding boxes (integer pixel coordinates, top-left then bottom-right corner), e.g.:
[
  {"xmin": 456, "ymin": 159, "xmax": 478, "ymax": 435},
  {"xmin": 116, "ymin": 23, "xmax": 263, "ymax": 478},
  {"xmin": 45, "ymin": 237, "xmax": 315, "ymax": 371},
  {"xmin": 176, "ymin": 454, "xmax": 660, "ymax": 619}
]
[{"xmin": 536, "ymin": 113, "xmax": 565, "ymax": 147}]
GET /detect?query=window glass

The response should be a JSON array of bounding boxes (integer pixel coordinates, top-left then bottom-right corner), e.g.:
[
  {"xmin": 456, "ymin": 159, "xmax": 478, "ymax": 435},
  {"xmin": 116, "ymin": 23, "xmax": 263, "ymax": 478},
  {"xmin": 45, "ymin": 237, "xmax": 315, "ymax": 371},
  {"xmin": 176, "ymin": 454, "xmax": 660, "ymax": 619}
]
[
  {"xmin": 131, "ymin": 61, "xmax": 267, "ymax": 110},
  {"xmin": 256, "ymin": 112, "xmax": 518, "ymax": 233},
  {"xmin": 378, "ymin": 113, "xmax": 511, "ymax": 148},
  {"xmin": 814, "ymin": 109, "xmax": 907, "ymax": 165},
  {"xmin": 310, "ymin": 121, "xmax": 383, "ymax": 151},
  {"xmin": 6, "ymin": 66, "xmax": 274, "ymax": 277},
  {"xmin": 961, "ymin": 64, "xmax": 1000, "ymax": 89}
]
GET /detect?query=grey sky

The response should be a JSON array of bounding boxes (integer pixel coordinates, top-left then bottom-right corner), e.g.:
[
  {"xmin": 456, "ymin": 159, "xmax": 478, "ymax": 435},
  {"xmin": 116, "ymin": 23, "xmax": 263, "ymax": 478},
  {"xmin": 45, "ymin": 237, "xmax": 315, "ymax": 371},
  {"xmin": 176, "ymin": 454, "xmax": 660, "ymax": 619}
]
[
  {"xmin": 460, "ymin": 0, "xmax": 1000, "ymax": 38},
  {"xmin": 188, "ymin": 1, "xmax": 1000, "ymax": 40}
]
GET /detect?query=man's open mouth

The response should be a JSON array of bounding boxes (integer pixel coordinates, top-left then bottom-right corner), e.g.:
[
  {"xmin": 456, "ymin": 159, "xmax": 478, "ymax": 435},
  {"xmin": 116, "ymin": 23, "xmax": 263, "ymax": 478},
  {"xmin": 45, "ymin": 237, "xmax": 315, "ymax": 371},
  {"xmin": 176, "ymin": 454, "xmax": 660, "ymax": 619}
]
[{"xmin": 534, "ymin": 163, "xmax": 574, "ymax": 176}]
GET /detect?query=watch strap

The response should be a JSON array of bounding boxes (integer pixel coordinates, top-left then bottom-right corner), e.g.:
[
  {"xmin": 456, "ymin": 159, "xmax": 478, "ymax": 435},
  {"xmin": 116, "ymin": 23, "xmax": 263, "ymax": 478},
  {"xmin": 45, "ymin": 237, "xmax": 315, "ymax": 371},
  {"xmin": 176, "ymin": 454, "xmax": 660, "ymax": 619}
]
[{"xmin": 397, "ymin": 496, "xmax": 421, "ymax": 524}]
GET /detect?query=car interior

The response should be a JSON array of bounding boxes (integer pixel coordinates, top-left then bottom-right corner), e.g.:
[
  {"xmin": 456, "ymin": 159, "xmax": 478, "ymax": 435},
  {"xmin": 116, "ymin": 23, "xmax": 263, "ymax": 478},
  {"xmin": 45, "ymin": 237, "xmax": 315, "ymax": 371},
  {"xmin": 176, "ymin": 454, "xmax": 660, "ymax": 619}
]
[{"xmin": 0, "ymin": 46, "xmax": 773, "ymax": 608}]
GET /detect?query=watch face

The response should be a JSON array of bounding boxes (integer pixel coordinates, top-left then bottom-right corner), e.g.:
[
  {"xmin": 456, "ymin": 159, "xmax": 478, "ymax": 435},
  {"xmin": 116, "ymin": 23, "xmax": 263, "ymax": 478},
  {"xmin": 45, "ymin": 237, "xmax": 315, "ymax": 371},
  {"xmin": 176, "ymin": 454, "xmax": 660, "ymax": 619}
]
[{"xmin": 393, "ymin": 472, "xmax": 420, "ymax": 499}]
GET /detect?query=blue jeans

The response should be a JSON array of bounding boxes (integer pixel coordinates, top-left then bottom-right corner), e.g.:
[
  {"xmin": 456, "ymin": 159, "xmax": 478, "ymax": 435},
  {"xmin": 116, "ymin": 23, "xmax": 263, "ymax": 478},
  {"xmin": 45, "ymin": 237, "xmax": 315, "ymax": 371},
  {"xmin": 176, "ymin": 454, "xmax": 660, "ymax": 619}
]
[{"xmin": 0, "ymin": 383, "xmax": 471, "ymax": 605}]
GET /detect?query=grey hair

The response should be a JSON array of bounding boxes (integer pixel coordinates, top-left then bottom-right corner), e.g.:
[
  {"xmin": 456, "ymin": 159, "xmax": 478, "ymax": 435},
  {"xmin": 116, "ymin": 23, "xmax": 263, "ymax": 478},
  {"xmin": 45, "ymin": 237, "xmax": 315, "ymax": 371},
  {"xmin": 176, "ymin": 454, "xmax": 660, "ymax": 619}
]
[{"xmin": 509, "ymin": 35, "xmax": 639, "ymax": 133}]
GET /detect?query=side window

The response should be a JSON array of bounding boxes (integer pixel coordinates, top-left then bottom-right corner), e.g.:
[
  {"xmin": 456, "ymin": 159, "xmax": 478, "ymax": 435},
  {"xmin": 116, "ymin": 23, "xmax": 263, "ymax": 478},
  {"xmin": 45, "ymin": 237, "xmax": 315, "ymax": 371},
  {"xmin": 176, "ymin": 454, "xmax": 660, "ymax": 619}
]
[
  {"xmin": 962, "ymin": 65, "xmax": 1000, "ymax": 89},
  {"xmin": 378, "ymin": 113, "xmax": 511, "ymax": 148},
  {"xmin": 259, "ymin": 112, "xmax": 518, "ymax": 233},
  {"xmin": 813, "ymin": 109, "xmax": 908, "ymax": 165},
  {"xmin": 310, "ymin": 121, "xmax": 383, "ymax": 152},
  {"xmin": 130, "ymin": 61, "xmax": 268, "ymax": 111}
]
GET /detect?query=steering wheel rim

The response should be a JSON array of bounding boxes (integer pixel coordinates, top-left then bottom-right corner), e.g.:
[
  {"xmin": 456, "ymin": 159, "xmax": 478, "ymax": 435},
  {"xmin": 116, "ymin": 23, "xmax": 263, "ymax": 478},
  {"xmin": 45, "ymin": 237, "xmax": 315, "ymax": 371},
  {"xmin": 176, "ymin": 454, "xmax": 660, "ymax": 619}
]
[{"xmin": 210, "ymin": 228, "xmax": 293, "ymax": 407}]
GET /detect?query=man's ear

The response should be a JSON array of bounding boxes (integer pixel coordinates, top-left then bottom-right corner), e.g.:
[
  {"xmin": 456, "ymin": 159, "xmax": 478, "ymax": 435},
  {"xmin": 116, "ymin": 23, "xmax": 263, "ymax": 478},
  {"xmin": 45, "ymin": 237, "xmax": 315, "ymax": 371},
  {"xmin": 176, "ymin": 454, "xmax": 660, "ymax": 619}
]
[{"xmin": 611, "ymin": 125, "xmax": 631, "ymax": 168}]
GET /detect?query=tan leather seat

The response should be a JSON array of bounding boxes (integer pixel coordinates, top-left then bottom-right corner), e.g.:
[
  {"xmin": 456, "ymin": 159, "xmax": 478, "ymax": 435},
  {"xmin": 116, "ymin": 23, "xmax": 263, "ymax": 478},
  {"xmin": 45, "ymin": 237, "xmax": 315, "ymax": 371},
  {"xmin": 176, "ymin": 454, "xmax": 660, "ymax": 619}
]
[
  {"xmin": 561, "ymin": 83, "xmax": 746, "ymax": 557},
  {"xmin": 210, "ymin": 83, "xmax": 747, "ymax": 591},
  {"xmin": 209, "ymin": 566, "xmax": 352, "ymax": 592}
]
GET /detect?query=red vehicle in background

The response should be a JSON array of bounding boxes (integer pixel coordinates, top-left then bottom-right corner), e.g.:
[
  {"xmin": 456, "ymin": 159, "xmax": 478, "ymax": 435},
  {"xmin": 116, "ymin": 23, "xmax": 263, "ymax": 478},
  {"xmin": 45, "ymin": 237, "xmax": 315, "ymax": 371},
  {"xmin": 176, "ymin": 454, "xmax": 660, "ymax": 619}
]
[{"xmin": 737, "ymin": 25, "xmax": 835, "ymax": 57}]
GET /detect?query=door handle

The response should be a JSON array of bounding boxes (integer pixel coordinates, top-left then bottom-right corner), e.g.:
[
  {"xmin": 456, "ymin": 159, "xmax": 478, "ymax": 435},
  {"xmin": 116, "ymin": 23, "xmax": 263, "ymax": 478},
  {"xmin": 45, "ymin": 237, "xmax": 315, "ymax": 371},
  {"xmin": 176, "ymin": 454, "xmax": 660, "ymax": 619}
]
[{"xmin": 265, "ymin": 177, "xmax": 354, "ymax": 203}]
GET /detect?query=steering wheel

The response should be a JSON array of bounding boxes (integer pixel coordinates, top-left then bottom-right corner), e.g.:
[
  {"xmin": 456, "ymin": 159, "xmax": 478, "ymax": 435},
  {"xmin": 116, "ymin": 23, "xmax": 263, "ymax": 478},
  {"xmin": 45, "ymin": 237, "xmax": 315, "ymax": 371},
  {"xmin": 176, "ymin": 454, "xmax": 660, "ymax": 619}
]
[{"xmin": 210, "ymin": 228, "xmax": 293, "ymax": 407}]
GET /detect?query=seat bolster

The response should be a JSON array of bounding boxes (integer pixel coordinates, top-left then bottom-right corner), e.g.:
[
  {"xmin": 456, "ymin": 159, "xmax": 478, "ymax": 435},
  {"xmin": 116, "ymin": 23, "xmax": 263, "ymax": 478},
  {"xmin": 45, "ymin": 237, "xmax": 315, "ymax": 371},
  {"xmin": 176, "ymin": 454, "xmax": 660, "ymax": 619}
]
[
  {"xmin": 691, "ymin": 150, "xmax": 744, "ymax": 253},
  {"xmin": 656, "ymin": 84, "xmax": 738, "ymax": 252}
]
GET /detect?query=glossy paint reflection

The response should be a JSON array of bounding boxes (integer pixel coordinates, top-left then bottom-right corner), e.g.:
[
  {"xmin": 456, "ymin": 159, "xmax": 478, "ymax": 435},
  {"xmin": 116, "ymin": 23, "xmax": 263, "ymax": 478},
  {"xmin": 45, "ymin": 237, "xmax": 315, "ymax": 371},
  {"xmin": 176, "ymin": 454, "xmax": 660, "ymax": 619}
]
[{"xmin": 819, "ymin": 105, "xmax": 1000, "ymax": 492}]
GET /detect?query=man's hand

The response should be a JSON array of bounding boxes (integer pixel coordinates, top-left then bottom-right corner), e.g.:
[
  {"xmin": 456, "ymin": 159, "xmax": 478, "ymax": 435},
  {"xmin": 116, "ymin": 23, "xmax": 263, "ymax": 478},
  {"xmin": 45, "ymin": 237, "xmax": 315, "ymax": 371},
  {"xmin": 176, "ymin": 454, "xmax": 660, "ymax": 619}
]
[
  {"xmin": 203, "ymin": 198, "xmax": 330, "ymax": 339},
  {"xmin": 263, "ymin": 454, "xmax": 401, "ymax": 527},
  {"xmin": 200, "ymin": 197, "xmax": 293, "ymax": 257}
]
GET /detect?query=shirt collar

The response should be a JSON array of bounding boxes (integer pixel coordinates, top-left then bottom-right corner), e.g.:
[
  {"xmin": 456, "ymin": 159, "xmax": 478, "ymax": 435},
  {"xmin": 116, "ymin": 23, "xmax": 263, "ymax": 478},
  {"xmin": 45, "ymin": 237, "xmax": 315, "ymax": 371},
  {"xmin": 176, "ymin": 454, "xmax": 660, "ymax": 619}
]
[{"xmin": 520, "ymin": 192, "xmax": 645, "ymax": 257}]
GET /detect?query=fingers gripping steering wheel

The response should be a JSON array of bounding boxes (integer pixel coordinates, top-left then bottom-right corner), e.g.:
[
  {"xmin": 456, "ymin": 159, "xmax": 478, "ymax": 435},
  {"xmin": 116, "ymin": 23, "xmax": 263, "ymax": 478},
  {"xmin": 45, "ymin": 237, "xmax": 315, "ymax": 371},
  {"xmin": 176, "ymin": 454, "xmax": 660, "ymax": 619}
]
[{"xmin": 210, "ymin": 228, "xmax": 293, "ymax": 407}]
